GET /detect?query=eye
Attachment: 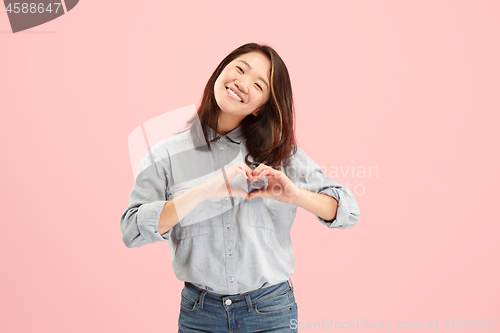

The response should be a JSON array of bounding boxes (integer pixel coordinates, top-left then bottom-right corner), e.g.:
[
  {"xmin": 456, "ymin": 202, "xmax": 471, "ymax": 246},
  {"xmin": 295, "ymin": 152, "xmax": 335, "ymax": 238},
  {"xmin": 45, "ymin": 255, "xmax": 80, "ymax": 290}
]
[
  {"xmin": 255, "ymin": 83, "xmax": 263, "ymax": 91},
  {"xmin": 236, "ymin": 66, "xmax": 244, "ymax": 74}
]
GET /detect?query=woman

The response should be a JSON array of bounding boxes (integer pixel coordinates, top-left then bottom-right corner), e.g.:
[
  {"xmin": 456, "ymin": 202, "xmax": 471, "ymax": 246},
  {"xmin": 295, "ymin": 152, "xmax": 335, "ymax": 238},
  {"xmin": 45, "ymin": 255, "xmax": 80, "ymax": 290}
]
[{"xmin": 120, "ymin": 42, "xmax": 361, "ymax": 332}]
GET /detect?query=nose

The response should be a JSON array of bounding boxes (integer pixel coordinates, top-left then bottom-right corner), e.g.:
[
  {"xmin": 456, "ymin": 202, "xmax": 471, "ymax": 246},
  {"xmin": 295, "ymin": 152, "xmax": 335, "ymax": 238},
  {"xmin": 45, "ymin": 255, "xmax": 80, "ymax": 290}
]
[{"xmin": 234, "ymin": 79, "xmax": 248, "ymax": 94}]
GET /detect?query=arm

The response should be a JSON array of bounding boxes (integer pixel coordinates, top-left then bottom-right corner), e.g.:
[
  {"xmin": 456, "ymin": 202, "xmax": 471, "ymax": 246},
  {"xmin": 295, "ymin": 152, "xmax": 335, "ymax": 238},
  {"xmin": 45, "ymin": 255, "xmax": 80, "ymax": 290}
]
[
  {"xmin": 283, "ymin": 147, "xmax": 360, "ymax": 228},
  {"xmin": 121, "ymin": 152, "xmax": 253, "ymax": 248},
  {"xmin": 158, "ymin": 161, "xmax": 255, "ymax": 233},
  {"xmin": 120, "ymin": 148, "xmax": 210, "ymax": 247},
  {"xmin": 157, "ymin": 185, "xmax": 208, "ymax": 235},
  {"xmin": 120, "ymin": 148, "xmax": 173, "ymax": 248},
  {"xmin": 248, "ymin": 148, "xmax": 359, "ymax": 228},
  {"xmin": 291, "ymin": 189, "xmax": 338, "ymax": 222}
]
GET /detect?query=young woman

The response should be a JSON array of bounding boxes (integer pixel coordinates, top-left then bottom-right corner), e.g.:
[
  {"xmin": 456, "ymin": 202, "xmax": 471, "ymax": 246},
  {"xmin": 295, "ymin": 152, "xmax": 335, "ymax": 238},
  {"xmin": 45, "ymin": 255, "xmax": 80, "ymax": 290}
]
[{"xmin": 120, "ymin": 43, "xmax": 361, "ymax": 332}]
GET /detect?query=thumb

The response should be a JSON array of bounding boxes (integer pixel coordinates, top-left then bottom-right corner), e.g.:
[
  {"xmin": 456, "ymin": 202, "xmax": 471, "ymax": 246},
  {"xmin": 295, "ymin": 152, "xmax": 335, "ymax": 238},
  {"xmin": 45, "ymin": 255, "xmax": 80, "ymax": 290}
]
[
  {"xmin": 228, "ymin": 189, "xmax": 251, "ymax": 200},
  {"xmin": 247, "ymin": 189, "xmax": 269, "ymax": 200}
]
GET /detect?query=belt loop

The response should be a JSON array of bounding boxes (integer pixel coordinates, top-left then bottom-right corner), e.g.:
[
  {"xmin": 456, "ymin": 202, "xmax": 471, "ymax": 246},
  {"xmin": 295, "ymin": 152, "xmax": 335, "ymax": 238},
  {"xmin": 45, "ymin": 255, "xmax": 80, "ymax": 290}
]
[
  {"xmin": 244, "ymin": 293, "xmax": 253, "ymax": 312},
  {"xmin": 288, "ymin": 278, "xmax": 294, "ymax": 291},
  {"xmin": 198, "ymin": 290, "xmax": 207, "ymax": 309}
]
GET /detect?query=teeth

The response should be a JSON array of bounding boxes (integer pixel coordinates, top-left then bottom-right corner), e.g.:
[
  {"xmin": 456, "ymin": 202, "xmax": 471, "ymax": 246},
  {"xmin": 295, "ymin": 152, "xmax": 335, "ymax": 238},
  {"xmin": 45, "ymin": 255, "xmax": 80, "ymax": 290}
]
[{"xmin": 227, "ymin": 88, "xmax": 242, "ymax": 102}]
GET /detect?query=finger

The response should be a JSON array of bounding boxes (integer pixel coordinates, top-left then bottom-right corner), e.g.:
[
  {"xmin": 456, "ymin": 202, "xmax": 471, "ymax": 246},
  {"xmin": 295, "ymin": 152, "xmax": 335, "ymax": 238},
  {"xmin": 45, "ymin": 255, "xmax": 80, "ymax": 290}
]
[
  {"xmin": 239, "ymin": 162, "xmax": 255, "ymax": 180},
  {"xmin": 230, "ymin": 163, "xmax": 250, "ymax": 181},
  {"xmin": 252, "ymin": 163, "xmax": 268, "ymax": 175},
  {"xmin": 229, "ymin": 189, "xmax": 251, "ymax": 200},
  {"xmin": 253, "ymin": 165, "xmax": 273, "ymax": 180},
  {"xmin": 255, "ymin": 167, "xmax": 279, "ymax": 179},
  {"xmin": 237, "ymin": 166, "xmax": 249, "ymax": 180}
]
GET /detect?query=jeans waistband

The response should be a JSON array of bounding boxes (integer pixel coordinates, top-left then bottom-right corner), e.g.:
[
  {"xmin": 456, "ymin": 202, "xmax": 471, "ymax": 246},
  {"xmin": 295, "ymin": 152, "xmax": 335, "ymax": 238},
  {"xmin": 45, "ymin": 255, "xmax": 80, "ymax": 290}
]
[{"xmin": 183, "ymin": 279, "xmax": 294, "ymax": 312}]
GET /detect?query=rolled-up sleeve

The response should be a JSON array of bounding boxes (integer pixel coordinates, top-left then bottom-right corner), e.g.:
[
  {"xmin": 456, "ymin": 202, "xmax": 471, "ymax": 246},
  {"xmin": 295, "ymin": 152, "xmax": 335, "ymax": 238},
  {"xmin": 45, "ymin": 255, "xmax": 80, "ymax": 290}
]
[
  {"xmin": 284, "ymin": 147, "xmax": 360, "ymax": 229},
  {"xmin": 120, "ymin": 147, "xmax": 173, "ymax": 248}
]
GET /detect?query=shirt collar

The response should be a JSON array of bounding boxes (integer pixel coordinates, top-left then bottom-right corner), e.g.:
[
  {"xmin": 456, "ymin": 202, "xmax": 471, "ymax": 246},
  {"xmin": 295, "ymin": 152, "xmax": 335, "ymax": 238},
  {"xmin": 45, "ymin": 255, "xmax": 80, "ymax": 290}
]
[{"xmin": 207, "ymin": 123, "xmax": 244, "ymax": 144}]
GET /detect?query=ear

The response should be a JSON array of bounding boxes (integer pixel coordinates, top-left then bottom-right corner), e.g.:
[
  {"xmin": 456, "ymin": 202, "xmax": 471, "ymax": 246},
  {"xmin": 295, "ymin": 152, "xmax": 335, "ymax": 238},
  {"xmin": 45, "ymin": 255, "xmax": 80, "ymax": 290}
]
[{"xmin": 252, "ymin": 109, "xmax": 262, "ymax": 117}]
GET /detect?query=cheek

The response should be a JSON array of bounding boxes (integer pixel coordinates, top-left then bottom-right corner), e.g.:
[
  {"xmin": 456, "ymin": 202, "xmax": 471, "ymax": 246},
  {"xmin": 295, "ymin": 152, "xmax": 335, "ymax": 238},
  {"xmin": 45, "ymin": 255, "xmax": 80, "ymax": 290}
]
[
  {"xmin": 214, "ymin": 77, "xmax": 222, "ymax": 91},
  {"xmin": 214, "ymin": 80, "xmax": 227, "ymax": 99},
  {"xmin": 259, "ymin": 93, "xmax": 270, "ymax": 106}
]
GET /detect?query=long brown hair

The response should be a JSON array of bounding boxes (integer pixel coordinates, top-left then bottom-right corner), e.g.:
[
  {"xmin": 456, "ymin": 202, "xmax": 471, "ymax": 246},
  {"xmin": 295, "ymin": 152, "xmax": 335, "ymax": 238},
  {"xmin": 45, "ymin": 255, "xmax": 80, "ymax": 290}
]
[{"xmin": 187, "ymin": 43, "xmax": 297, "ymax": 169}]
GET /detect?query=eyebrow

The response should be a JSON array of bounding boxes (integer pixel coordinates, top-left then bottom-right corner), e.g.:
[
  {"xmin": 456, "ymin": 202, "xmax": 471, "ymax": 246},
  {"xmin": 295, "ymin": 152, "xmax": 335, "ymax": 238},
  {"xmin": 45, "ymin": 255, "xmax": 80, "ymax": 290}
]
[{"xmin": 237, "ymin": 60, "xmax": 270, "ymax": 91}]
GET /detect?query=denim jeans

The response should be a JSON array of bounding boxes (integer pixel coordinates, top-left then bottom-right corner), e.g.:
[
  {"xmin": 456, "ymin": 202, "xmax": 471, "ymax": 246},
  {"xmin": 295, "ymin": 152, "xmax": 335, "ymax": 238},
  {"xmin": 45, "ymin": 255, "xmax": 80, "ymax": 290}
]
[{"xmin": 178, "ymin": 279, "xmax": 298, "ymax": 332}]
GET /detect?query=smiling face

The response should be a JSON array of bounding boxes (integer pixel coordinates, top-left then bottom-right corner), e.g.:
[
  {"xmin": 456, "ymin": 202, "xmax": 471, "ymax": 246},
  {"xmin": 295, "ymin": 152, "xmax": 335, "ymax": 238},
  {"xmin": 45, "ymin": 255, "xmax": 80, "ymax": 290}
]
[{"xmin": 214, "ymin": 51, "xmax": 271, "ymax": 123}]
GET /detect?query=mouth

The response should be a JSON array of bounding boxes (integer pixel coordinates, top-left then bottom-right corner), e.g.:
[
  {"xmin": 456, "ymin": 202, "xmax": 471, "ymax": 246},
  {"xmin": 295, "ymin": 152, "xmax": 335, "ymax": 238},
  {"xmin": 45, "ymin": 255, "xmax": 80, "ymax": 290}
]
[{"xmin": 226, "ymin": 87, "xmax": 243, "ymax": 103}]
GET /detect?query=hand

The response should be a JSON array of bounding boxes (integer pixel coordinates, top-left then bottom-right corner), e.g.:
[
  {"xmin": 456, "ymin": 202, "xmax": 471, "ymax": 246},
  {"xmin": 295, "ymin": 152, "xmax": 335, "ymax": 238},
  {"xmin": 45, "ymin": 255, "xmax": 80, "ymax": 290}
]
[
  {"xmin": 200, "ymin": 162, "xmax": 255, "ymax": 200},
  {"xmin": 247, "ymin": 163, "xmax": 301, "ymax": 204}
]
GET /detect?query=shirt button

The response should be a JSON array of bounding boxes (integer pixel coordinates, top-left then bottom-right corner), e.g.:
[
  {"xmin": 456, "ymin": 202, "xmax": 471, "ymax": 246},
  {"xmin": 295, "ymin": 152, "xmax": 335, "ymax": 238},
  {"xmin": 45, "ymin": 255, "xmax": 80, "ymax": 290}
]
[
  {"xmin": 219, "ymin": 137, "xmax": 223, "ymax": 141},
  {"xmin": 225, "ymin": 299, "xmax": 232, "ymax": 306},
  {"xmin": 226, "ymin": 223, "xmax": 230, "ymax": 228},
  {"xmin": 225, "ymin": 197, "xmax": 229, "ymax": 201},
  {"xmin": 229, "ymin": 277, "xmax": 234, "ymax": 282},
  {"xmin": 220, "ymin": 147, "xmax": 224, "ymax": 150},
  {"xmin": 228, "ymin": 250, "xmax": 232, "ymax": 256}
]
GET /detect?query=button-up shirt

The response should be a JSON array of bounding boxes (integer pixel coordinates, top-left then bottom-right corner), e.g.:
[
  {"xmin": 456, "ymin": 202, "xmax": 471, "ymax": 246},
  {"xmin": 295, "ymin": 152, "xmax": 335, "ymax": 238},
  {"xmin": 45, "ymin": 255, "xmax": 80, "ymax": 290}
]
[{"xmin": 120, "ymin": 123, "xmax": 360, "ymax": 295}]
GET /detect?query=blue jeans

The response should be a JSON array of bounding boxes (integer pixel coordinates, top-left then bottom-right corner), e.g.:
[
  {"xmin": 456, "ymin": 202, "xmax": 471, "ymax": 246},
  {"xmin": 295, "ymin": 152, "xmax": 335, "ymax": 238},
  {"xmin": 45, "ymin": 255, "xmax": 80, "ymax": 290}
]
[{"xmin": 178, "ymin": 279, "xmax": 298, "ymax": 332}]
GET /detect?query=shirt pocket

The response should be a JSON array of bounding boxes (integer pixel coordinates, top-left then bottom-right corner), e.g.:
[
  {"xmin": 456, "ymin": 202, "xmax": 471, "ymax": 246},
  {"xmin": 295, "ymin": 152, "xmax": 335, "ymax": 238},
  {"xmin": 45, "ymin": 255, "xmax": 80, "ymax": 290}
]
[
  {"xmin": 169, "ymin": 186, "xmax": 210, "ymax": 240},
  {"xmin": 176, "ymin": 225, "xmax": 209, "ymax": 240},
  {"xmin": 168, "ymin": 181, "xmax": 221, "ymax": 228},
  {"xmin": 248, "ymin": 197, "xmax": 297, "ymax": 233},
  {"xmin": 247, "ymin": 198, "xmax": 276, "ymax": 231}
]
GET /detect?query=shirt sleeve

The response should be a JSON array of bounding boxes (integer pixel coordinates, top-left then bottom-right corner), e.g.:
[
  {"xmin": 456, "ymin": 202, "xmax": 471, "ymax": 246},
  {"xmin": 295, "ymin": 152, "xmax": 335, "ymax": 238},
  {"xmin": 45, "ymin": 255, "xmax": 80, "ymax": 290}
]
[
  {"xmin": 284, "ymin": 147, "xmax": 360, "ymax": 229},
  {"xmin": 120, "ymin": 146, "xmax": 173, "ymax": 248}
]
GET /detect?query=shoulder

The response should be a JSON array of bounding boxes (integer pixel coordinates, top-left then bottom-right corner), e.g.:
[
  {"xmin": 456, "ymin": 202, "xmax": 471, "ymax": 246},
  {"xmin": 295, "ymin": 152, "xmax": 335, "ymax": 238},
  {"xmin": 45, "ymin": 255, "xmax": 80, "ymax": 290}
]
[
  {"xmin": 148, "ymin": 128, "xmax": 194, "ymax": 157},
  {"xmin": 285, "ymin": 145, "xmax": 308, "ymax": 165},
  {"xmin": 282, "ymin": 145, "xmax": 322, "ymax": 174},
  {"xmin": 136, "ymin": 129, "xmax": 195, "ymax": 173}
]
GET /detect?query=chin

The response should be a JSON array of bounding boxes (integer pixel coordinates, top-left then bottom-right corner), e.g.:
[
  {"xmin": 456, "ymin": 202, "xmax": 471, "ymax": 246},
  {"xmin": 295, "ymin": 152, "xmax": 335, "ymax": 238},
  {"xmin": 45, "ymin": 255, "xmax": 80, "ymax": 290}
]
[{"xmin": 216, "ymin": 98, "xmax": 238, "ymax": 113}]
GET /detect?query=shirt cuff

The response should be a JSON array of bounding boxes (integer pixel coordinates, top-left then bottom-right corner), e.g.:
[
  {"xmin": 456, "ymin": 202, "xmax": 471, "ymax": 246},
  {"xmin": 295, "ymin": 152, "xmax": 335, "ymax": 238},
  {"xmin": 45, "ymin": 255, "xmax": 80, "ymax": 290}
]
[
  {"xmin": 137, "ymin": 200, "xmax": 172, "ymax": 242},
  {"xmin": 316, "ymin": 188, "xmax": 351, "ymax": 228}
]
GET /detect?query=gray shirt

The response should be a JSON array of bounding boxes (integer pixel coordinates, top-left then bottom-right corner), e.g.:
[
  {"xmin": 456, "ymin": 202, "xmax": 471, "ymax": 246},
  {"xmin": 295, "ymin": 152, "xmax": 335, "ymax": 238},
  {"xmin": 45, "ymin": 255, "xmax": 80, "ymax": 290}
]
[{"xmin": 120, "ymin": 123, "xmax": 360, "ymax": 295}]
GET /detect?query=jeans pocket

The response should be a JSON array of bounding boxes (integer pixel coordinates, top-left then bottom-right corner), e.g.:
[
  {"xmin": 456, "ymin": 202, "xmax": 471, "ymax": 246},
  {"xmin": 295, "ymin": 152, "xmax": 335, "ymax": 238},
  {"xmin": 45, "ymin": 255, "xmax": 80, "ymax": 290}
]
[
  {"xmin": 180, "ymin": 288, "xmax": 199, "ymax": 313},
  {"xmin": 254, "ymin": 293, "xmax": 293, "ymax": 316}
]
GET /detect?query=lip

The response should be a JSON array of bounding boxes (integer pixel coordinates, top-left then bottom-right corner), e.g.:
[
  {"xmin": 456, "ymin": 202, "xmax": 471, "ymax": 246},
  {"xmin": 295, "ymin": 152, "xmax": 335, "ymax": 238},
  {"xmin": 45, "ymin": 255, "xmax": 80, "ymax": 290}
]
[{"xmin": 226, "ymin": 86, "xmax": 244, "ymax": 103}]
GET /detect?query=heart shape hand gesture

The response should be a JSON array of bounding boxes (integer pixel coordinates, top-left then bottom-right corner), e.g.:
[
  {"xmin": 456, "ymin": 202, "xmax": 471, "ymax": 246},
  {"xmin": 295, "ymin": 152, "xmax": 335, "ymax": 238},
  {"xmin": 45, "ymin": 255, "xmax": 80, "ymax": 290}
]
[
  {"xmin": 201, "ymin": 162, "xmax": 300, "ymax": 204},
  {"xmin": 246, "ymin": 163, "xmax": 300, "ymax": 204}
]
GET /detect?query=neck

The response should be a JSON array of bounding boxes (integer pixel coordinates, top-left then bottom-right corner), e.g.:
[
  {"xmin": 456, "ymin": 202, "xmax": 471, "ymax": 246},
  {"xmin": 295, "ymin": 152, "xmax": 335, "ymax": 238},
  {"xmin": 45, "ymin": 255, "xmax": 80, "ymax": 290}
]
[{"xmin": 216, "ymin": 110, "xmax": 244, "ymax": 136}]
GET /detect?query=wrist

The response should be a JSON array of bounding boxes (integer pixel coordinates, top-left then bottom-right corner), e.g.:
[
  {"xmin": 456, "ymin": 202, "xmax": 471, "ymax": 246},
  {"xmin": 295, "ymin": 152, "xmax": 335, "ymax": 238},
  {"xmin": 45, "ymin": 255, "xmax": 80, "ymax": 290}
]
[{"xmin": 290, "ymin": 188, "xmax": 308, "ymax": 206}]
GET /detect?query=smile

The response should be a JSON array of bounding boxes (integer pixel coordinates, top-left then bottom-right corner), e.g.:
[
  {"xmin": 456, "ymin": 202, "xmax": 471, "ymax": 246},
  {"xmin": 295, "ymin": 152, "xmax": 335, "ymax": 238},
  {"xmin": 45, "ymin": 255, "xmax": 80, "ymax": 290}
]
[{"xmin": 226, "ymin": 87, "xmax": 243, "ymax": 103}]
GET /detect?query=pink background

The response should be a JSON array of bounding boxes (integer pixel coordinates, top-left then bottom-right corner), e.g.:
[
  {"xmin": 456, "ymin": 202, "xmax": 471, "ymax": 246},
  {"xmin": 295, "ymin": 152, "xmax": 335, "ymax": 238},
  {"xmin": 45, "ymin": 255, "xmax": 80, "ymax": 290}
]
[{"xmin": 1, "ymin": 0, "xmax": 499, "ymax": 332}]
